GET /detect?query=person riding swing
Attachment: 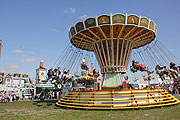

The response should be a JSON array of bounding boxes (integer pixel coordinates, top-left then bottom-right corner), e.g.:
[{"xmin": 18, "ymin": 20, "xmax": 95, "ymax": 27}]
[
  {"xmin": 169, "ymin": 62, "xmax": 179, "ymax": 79},
  {"xmin": 81, "ymin": 57, "xmax": 90, "ymax": 73},
  {"xmin": 130, "ymin": 60, "xmax": 148, "ymax": 73}
]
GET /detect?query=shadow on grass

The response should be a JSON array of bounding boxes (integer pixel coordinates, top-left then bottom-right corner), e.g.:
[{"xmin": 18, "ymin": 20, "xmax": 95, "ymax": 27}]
[{"xmin": 33, "ymin": 100, "xmax": 62, "ymax": 109}]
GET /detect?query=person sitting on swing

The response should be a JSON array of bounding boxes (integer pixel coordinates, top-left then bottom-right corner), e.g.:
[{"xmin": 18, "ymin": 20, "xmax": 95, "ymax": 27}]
[
  {"xmin": 130, "ymin": 60, "xmax": 139, "ymax": 73},
  {"xmin": 155, "ymin": 67, "xmax": 165, "ymax": 81},
  {"xmin": 130, "ymin": 60, "xmax": 148, "ymax": 73},
  {"xmin": 93, "ymin": 68, "xmax": 97, "ymax": 76},
  {"xmin": 61, "ymin": 71, "xmax": 68, "ymax": 84},
  {"xmin": 156, "ymin": 65, "xmax": 176, "ymax": 80},
  {"xmin": 134, "ymin": 60, "xmax": 141, "ymax": 70},
  {"xmin": 81, "ymin": 57, "xmax": 90, "ymax": 73},
  {"xmin": 155, "ymin": 65, "xmax": 172, "ymax": 80},
  {"xmin": 140, "ymin": 63, "xmax": 146, "ymax": 72},
  {"xmin": 169, "ymin": 62, "xmax": 179, "ymax": 78},
  {"xmin": 155, "ymin": 65, "xmax": 164, "ymax": 70},
  {"xmin": 92, "ymin": 68, "xmax": 99, "ymax": 77},
  {"xmin": 177, "ymin": 66, "xmax": 180, "ymax": 74},
  {"xmin": 124, "ymin": 76, "xmax": 133, "ymax": 89},
  {"xmin": 47, "ymin": 68, "xmax": 54, "ymax": 82}
]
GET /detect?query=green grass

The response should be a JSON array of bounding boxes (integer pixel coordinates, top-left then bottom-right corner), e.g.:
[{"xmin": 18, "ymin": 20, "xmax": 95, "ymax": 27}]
[{"xmin": 0, "ymin": 95, "xmax": 180, "ymax": 120}]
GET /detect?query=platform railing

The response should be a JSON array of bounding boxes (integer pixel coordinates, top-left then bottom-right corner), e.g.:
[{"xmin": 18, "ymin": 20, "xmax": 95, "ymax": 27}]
[{"xmin": 56, "ymin": 88, "xmax": 180, "ymax": 110}]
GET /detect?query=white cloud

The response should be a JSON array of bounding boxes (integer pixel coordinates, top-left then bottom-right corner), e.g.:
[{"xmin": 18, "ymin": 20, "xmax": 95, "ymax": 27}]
[
  {"xmin": 20, "ymin": 57, "xmax": 37, "ymax": 62},
  {"xmin": 69, "ymin": 8, "xmax": 76, "ymax": 14},
  {"xmin": 10, "ymin": 64, "xmax": 20, "ymax": 69},
  {"xmin": 79, "ymin": 15, "xmax": 88, "ymax": 19},
  {"xmin": 0, "ymin": 64, "xmax": 20, "ymax": 73},
  {"xmin": 64, "ymin": 8, "xmax": 76, "ymax": 14},
  {"xmin": 12, "ymin": 49, "xmax": 24, "ymax": 54}
]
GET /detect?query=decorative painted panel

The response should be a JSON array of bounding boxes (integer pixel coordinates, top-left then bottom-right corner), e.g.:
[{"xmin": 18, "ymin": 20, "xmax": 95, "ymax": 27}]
[
  {"xmin": 112, "ymin": 14, "xmax": 125, "ymax": 24},
  {"xmin": 98, "ymin": 15, "xmax": 110, "ymax": 25}
]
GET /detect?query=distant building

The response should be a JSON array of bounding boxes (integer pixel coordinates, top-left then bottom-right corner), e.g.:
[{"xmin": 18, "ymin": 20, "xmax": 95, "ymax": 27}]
[
  {"xmin": 36, "ymin": 60, "xmax": 47, "ymax": 84},
  {"xmin": 35, "ymin": 60, "xmax": 55, "ymax": 95},
  {"xmin": 0, "ymin": 72, "xmax": 35, "ymax": 99}
]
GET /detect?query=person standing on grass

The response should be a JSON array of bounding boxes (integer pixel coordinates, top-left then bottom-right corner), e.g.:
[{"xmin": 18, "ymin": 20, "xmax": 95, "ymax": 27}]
[
  {"xmin": 2, "ymin": 91, "xmax": 9, "ymax": 102},
  {"xmin": 22, "ymin": 91, "xmax": 25, "ymax": 100},
  {"xmin": 169, "ymin": 85, "xmax": 174, "ymax": 95},
  {"xmin": 168, "ymin": 85, "xmax": 172, "ymax": 94},
  {"xmin": 31, "ymin": 91, "xmax": 35, "ymax": 100},
  {"xmin": 9, "ymin": 91, "xmax": 13, "ymax": 102},
  {"xmin": 16, "ymin": 91, "xmax": 19, "ymax": 101},
  {"xmin": 175, "ymin": 86, "xmax": 179, "ymax": 94}
]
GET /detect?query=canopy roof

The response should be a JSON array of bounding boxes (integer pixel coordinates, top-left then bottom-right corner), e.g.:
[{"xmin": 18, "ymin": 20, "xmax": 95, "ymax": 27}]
[{"xmin": 69, "ymin": 13, "xmax": 157, "ymax": 51}]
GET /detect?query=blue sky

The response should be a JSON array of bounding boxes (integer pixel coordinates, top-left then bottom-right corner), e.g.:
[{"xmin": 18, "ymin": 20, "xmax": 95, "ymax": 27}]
[{"xmin": 0, "ymin": 0, "xmax": 180, "ymax": 78}]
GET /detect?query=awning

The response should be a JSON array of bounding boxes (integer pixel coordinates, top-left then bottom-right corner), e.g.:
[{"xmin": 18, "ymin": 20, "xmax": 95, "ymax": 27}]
[{"xmin": 36, "ymin": 84, "xmax": 55, "ymax": 90}]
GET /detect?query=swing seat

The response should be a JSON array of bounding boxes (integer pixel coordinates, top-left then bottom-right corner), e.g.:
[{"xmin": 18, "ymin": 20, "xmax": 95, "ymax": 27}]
[
  {"xmin": 130, "ymin": 66, "xmax": 138, "ymax": 73},
  {"xmin": 81, "ymin": 71, "xmax": 87, "ymax": 76},
  {"xmin": 143, "ymin": 77, "xmax": 147, "ymax": 81},
  {"xmin": 74, "ymin": 72, "xmax": 81, "ymax": 78}
]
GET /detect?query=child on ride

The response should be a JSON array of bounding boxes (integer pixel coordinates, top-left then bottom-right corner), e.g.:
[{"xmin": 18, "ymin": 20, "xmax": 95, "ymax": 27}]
[{"xmin": 140, "ymin": 63, "xmax": 146, "ymax": 71}]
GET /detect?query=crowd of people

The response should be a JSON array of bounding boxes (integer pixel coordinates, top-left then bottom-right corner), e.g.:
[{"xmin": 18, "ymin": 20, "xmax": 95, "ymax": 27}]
[
  {"xmin": 130, "ymin": 60, "xmax": 180, "ymax": 80},
  {"xmin": 0, "ymin": 90, "xmax": 23, "ymax": 103},
  {"xmin": 168, "ymin": 85, "xmax": 180, "ymax": 95},
  {"xmin": 155, "ymin": 62, "xmax": 180, "ymax": 81},
  {"xmin": 47, "ymin": 57, "xmax": 99, "ymax": 87},
  {"xmin": 47, "ymin": 67, "xmax": 72, "ymax": 87},
  {"xmin": 39, "ymin": 90, "xmax": 62, "ymax": 101}
]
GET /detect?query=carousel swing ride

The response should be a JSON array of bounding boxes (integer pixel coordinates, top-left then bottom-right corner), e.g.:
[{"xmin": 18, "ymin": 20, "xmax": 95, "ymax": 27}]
[{"xmin": 55, "ymin": 13, "xmax": 180, "ymax": 110}]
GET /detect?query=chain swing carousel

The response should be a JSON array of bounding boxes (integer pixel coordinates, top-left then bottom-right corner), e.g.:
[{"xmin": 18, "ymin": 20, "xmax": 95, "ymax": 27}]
[{"xmin": 55, "ymin": 13, "xmax": 180, "ymax": 110}]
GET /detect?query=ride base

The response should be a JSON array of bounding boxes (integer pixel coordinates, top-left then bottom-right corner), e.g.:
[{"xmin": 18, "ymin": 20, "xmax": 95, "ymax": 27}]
[{"xmin": 56, "ymin": 88, "xmax": 179, "ymax": 110}]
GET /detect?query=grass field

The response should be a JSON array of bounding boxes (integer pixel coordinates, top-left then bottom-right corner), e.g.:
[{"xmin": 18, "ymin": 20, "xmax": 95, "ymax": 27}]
[{"xmin": 0, "ymin": 95, "xmax": 180, "ymax": 120}]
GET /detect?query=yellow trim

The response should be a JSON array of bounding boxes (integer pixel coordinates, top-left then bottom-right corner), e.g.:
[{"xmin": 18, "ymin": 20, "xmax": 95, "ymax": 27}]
[{"xmin": 55, "ymin": 88, "xmax": 180, "ymax": 110}]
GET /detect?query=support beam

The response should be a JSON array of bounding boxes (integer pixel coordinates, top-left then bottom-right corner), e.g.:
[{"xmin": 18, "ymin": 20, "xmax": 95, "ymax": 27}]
[
  {"xmin": 122, "ymin": 40, "xmax": 129, "ymax": 68},
  {"xmin": 99, "ymin": 27, "xmax": 107, "ymax": 39},
  {"xmin": 124, "ymin": 26, "xmax": 136, "ymax": 39},
  {"xmin": 129, "ymin": 28, "xmax": 145, "ymax": 40},
  {"xmin": 131, "ymin": 31, "xmax": 152, "ymax": 41},
  {"xmin": 111, "ymin": 25, "xmax": 114, "ymax": 66},
  {"xmin": 73, "ymin": 36, "xmax": 93, "ymax": 44},
  {"xmin": 106, "ymin": 40, "xmax": 111, "ymax": 67},
  {"xmin": 79, "ymin": 32, "xmax": 97, "ymax": 42},
  {"xmin": 133, "ymin": 38, "xmax": 153, "ymax": 48},
  {"xmin": 133, "ymin": 35, "xmax": 153, "ymax": 43},
  {"xmin": 88, "ymin": 29, "xmax": 100, "ymax": 40},
  {"xmin": 93, "ymin": 43, "xmax": 103, "ymax": 71},
  {"xmin": 116, "ymin": 39, "xmax": 120, "ymax": 68},
  {"xmin": 124, "ymin": 43, "xmax": 133, "ymax": 68},
  {"xmin": 117, "ymin": 26, "xmax": 125, "ymax": 38},
  {"xmin": 119, "ymin": 39, "xmax": 125, "ymax": 68},
  {"xmin": 100, "ymin": 40, "xmax": 108, "ymax": 67},
  {"xmin": 95, "ymin": 42, "xmax": 105, "ymax": 67}
]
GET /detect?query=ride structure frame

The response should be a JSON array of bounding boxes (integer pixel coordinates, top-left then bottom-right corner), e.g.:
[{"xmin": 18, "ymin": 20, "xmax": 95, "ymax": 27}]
[{"xmin": 69, "ymin": 13, "xmax": 156, "ymax": 88}]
